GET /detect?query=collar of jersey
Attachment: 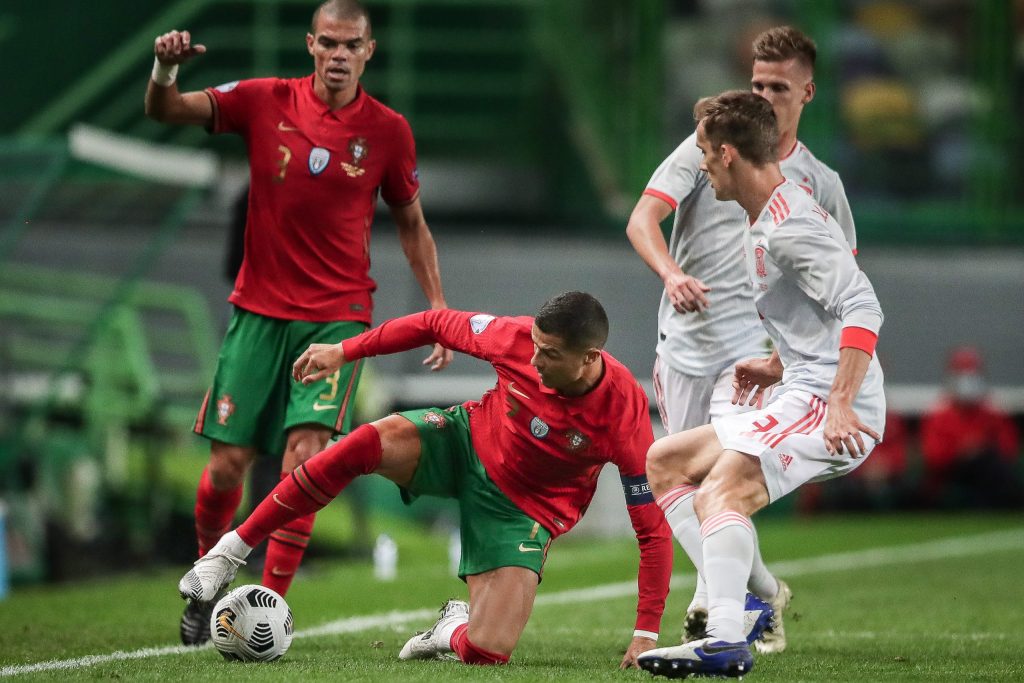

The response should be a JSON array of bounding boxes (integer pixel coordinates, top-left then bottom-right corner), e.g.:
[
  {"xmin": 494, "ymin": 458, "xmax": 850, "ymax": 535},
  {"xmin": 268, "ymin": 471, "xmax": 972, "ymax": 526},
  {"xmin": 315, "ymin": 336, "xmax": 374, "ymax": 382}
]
[{"xmin": 302, "ymin": 76, "xmax": 366, "ymax": 121}]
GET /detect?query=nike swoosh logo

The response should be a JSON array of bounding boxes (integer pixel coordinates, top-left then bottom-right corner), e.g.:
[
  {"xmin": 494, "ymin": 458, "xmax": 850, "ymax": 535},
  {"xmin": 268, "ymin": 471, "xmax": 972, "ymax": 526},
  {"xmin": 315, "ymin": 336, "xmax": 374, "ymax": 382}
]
[
  {"xmin": 508, "ymin": 382, "xmax": 531, "ymax": 400},
  {"xmin": 273, "ymin": 494, "xmax": 295, "ymax": 511},
  {"xmin": 698, "ymin": 642, "xmax": 746, "ymax": 655},
  {"xmin": 269, "ymin": 566, "xmax": 293, "ymax": 577},
  {"xmin": 312, "ymin": 402, "xmax": 337, "ymax": 411},
  {"xmin": 277, "ymin": 121, "xmax": 300, "ymax": 132},
  {"xmin": 518, "ymin": 543, "xmax": 542, "ymax": 553}
]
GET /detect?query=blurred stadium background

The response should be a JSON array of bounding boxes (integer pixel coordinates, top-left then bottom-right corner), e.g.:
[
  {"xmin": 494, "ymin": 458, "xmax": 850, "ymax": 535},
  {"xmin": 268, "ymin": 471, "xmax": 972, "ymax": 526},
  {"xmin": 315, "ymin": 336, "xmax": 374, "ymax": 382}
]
[{"xmin": 0, "ymin": 0, "xmax": 1021, "ymax": 606}]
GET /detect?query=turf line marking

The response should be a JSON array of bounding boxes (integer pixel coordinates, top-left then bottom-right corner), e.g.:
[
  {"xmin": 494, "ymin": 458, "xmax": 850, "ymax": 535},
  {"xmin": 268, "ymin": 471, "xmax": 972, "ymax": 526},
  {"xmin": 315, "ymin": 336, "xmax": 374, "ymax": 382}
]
[{"xmin": 2, "ymin": 527, "xmax": 1021, "ymax": 677}]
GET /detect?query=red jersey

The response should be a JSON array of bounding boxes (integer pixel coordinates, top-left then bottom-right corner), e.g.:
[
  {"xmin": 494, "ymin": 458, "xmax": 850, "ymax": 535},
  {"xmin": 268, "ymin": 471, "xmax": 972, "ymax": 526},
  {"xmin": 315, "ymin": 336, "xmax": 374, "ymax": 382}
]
[
  {"xmin": 206, "ymin": 77, "xmax": 420, "ymax": 323},
  {"xmin": 343, "ymin": 309, "xmax": 673, "ymax": 634}
]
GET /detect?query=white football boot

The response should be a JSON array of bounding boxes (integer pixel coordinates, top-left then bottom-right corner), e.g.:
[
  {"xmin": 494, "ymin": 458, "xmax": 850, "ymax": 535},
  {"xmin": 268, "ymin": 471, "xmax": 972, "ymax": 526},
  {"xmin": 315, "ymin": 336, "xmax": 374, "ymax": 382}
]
[
  {"xmin": 754, "ymin": 578, "xmax": 792, "ymax": 654},
  {"xmin": 399, "ymin": 599, "xmax": 469, "ymax": 661},
  {"xmin": 178, "ymin": 531, "xmax": 249, "ymax": 603}
]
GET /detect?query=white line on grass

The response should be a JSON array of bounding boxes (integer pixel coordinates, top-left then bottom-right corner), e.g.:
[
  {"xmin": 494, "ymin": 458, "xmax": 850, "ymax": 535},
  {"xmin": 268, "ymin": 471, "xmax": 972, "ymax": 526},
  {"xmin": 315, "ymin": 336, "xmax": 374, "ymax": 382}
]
[{"xmin": 2, "ymin": 527, "xmax": 1021, "ymax": 677}]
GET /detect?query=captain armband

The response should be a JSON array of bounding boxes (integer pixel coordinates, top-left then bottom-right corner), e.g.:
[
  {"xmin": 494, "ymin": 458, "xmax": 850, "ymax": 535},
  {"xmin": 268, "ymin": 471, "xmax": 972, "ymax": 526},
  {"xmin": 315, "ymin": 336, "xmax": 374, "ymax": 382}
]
[
  {"xmin": 839, "ymin": 326, "xmax": 878, "ymax": 356},
  {"xmin": 620, "ymin": 474, "xmax": 654, "ymax": 506}
]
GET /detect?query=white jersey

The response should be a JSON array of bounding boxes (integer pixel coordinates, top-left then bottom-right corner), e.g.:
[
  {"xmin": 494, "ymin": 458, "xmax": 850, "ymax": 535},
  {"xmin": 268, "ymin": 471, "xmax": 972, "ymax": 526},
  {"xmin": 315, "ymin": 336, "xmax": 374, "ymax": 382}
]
[
  {"xmin": 645, "ymin": 135, "xmax": 856, "ymax": 376},
  {"xmin": 745, "ymin": 180, "xmax": 885, "ymax": 433}
]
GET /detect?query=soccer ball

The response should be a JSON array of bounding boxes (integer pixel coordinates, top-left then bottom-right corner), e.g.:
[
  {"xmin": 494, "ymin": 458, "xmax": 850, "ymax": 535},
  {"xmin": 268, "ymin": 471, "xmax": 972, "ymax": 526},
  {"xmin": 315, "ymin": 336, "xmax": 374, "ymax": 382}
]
[{"xmin": 210, "ymin": 584, "xmax": 294, "ymax": 662}]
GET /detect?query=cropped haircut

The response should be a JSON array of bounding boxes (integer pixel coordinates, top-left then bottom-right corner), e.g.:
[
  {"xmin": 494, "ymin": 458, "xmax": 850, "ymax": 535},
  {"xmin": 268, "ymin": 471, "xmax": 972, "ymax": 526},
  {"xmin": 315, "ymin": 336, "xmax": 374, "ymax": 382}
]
[
  {"xmin": 311, "ymin": 0, "xmax": 371, "ymax": 34},
  {"xmin": 535, "ymin": 291, "xmax": 609, "ymax": 352},
  {"xmin": 694, "ymin": 90, "xmax": 779, "ymax": 166},
  {"xmin": 752, "ymin": 26, "xmax": 816, "ymax": 73}
]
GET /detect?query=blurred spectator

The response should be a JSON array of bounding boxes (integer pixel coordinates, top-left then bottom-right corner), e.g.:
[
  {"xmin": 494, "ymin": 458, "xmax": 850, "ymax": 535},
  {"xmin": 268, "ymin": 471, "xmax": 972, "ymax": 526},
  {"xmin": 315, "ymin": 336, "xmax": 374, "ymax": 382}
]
[{"xmin": 919, "ymin": 346, "xmax": 1022, "ymax": 509}]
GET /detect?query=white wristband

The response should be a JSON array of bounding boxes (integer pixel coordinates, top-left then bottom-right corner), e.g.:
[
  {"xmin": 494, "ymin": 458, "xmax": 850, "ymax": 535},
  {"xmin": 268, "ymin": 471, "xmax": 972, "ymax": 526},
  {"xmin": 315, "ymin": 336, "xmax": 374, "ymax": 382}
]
[
  {"xmin": 152, "ymin": 57, "xmax": 179, "ymax": 87},
  {"xmin": 633, "ymin": 629, "xmax": 658, "ymax": 641}
]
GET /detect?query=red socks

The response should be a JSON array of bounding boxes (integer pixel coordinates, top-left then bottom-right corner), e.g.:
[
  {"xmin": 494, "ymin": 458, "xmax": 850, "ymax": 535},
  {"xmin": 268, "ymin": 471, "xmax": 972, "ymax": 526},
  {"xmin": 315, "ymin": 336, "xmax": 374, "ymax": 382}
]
[
  {"xmin": 450, "ymin": 624, "xmax": 510, "ymax": 665},
  {"xmin": 236, "ymin": 425, "xmax": 382, "ymax": 548},
  {"xmin": 262, "ymin": 472, "xmax": 316, "ymax": 595},
  {"xmin": 194, "ymin": 467, "xmax": 243, "ymax": 556}
]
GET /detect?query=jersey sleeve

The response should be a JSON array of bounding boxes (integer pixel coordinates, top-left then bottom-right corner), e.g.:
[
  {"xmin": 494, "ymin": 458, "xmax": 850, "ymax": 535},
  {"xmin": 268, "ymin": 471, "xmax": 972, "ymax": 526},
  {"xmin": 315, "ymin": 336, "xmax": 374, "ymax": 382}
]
[
  {"xmin": 204, "ymin": 78, "xmax": 269, "ymax": 136},
  {"xmin": 613, "ymin": 393, "xmax": 673, "ymax": 636},
  {"xmin": 770, "ymin": 215, "xmax": 883, "ymax": 339},
  {"xmin": 342, "ymin": 309, "xmax": 520, "ymax": 363},
  {"xmin": 643, "ymin": 132, "xmax": 702, "ymax": 210},
  {"xmin": 379, "ymin": 116, "xmax": 420, "ymax": 207},
  {"xmin": 815, "ymin": 170, "xmax": 857, "ymax": 253}
]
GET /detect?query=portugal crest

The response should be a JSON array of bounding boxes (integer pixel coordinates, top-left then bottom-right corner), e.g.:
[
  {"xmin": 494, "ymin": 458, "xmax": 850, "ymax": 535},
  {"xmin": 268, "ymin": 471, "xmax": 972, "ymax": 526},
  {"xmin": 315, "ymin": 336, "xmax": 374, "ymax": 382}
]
[
  {"xmin": 216, "ymin": 394, "xmax": 236, "ymax": 426},
  {"xmin": 423, "ymin": 410, "xmax": 447, "ymax": 429},
  {"xmin": 341, "ymin": 137, "xmax": 368, "ymax": 177},
  {"xmin": 308, "ymin": 147, "xmax": 331, "ymax": 175}
]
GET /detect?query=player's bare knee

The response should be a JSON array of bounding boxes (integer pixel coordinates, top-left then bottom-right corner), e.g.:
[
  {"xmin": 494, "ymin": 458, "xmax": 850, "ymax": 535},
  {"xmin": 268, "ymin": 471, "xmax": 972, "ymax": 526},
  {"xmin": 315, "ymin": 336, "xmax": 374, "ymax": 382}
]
[
  {"xmin": 208, "ymin": 445, "xmax": 251, "ymax": 488},
  {"xmin": 645, "ymin": 440, "xmax": 679, "ymax": 496},
  {"xmin": 283, "ymin": 426, "xmax": 331, "ymax": 469}
]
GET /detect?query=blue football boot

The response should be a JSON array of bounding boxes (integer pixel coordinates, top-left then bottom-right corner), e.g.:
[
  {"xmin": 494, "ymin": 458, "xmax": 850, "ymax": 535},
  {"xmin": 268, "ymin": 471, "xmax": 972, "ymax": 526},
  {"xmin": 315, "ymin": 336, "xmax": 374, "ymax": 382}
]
[{"xmin": 638, "ymin": 638, "xmax": 754, "ymax": 679}]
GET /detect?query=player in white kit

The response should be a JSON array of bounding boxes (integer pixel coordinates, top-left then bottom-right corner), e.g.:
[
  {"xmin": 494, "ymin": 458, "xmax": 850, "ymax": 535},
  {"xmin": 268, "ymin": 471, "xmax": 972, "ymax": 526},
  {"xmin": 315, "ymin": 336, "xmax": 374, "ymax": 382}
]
[
  {"xmin": 626, "ymin": 27, "xmax": 856, "ymax": 652},
  {"xmin": 636, "ymin": 91, "xmax": 884, "ymax": 679}
]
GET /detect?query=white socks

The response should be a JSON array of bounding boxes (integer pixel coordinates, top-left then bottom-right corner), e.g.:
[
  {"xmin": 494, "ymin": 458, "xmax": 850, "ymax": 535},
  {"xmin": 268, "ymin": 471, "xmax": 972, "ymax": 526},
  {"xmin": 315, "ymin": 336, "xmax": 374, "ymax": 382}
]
[
  {"xmin": 700, "ymin": 511, "xmax": 754, "ymax": 643},
  {"xmin": 657, "ymin": 485, "xmax": 704, "ymax": 579},
  {"xmin": 658, "ymin": 485, "xmax": 779, "ymax": 610}
]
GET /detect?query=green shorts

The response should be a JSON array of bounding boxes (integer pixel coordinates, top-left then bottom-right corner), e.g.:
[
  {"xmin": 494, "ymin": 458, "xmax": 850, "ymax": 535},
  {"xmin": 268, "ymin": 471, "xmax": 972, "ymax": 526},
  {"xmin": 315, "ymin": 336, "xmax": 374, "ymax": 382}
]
[
  {"xmin": 399, "ymin": 406, "xmax": 552, "ymax": 580},
  {"xmin": 194, "ymin": 307, "xmax": 366, "ymax": 456}
]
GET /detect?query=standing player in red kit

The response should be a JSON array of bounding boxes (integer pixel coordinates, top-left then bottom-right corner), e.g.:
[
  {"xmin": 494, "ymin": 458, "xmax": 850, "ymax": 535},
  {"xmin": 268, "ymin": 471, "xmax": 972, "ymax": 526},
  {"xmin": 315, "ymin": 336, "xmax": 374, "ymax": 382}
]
[
  {"xmin": 144, "ymin": 0, "xmax": 451, "ymax": 645},
  {"xmin": 178, "ymin": 292, "xmax": 673, "ymax": 668}
]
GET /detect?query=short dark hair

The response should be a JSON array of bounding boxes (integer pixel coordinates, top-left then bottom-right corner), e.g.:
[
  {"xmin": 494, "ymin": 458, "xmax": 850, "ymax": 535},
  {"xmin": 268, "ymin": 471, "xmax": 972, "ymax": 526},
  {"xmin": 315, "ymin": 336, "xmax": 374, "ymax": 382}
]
[
  {"xmin": 311, "ymin": 0, "xmax": 371, "ymax": 34},
  {"xmin": 535, "ymin": 291, "xmax": 609, "ymax": 351},
  {"xmin": 752, "ymin": 26, "xmax": 816, "ymax": 73},
  {"xmin": 694, "ymin": 90, "xmax": 779, "ymax": 166}
]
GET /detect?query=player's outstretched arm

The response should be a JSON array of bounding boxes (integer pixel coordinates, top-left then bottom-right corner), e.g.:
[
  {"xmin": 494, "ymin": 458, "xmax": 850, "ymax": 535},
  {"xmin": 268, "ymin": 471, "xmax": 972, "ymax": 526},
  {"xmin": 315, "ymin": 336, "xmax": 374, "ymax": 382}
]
[
  {"xmin": 824, "ymin": 347, "xmax": 881, "ymax": 457},
  {"xmin": 390, "ymin": 198, "xmax": 452, "ymax": 371},
  {"xmin": 144, "ymin": 30, "xmax": 213, "ymax": 127},
  {"xmin": 293, "ymin": 343, "xmax": 346, "ymax": 384},
  {"xmin": 626, "ymin": 194, "xmax": 710, "ymax": 313}
]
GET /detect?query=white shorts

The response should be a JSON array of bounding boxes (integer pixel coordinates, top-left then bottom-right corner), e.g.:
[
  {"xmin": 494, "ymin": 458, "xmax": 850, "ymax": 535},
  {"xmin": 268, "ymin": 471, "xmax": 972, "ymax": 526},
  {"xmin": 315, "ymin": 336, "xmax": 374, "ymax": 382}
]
[
  {"xmin": 712, "ymin": 388, "xmax": 874, "ymax": 503},
  {"xmin": 654, "ymin": 354, "xmax": 772, "ymax": 434}
]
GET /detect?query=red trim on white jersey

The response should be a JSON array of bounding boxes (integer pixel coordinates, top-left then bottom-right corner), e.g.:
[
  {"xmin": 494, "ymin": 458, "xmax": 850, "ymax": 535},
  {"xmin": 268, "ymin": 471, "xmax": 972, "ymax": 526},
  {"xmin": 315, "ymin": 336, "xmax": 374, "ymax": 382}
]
[
  {"xmin": 779, "ymin": 139, "xmax": 800, "ymax": 161},
  {"xmin": 643, "ymin": 188, "xmax": 679, "ymax": 211},
  {"xmin": 762, "ymin": 395, "xmax": 827, "ymax": 448}
]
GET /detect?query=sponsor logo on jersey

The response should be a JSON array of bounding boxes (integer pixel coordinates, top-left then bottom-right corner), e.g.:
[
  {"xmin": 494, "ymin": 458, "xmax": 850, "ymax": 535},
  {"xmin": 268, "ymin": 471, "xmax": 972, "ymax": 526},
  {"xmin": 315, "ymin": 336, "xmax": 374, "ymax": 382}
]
[
  {"xmin": 277, "ymin": 121, "xmax": 300, "ymax": 132},
  {"xmin": 517, "ymin": 543, "xmax": 542, "ymax": 553},
  {"xmin": 308, "ymin": 147, "xmax": 331, "ymax": 175},
  {"xmin": 341, "ymin": 137, "xmax": 368, "ymax": 177},
  {"xmin": 312, "ymin": 401, "xmax": 337, "ymax": 411},
  {"xmin": 216, "ymin": 394, "xmax": 236, "ymax": 425},
  {"xmin": 530, "ymin": 416, "xmax": 549, "ymax": 439},
  {"xmin": 214, "ymin": 80, "xmax": 239, "ymax": 93},
  {"xmin": 754, "ymin": 246, "xmax": 767, "ymax": 279},
  {"xmin": 469, "ymin": 314, "xmax": 496, "ymax": 334},
  {"xmin": 778, "ymin": 453, "xmax": 793, "ymax": 471},
  {"xmin": 563, "ymin": 429, "xmax": 590, "ymax": 453},
  {"xmin": 423, "ymin": 410, "xmax": 447, "ymax": 429},
  {"xmin": 508, "ymin": 381, "xmax": 530, "ymax": 399}
]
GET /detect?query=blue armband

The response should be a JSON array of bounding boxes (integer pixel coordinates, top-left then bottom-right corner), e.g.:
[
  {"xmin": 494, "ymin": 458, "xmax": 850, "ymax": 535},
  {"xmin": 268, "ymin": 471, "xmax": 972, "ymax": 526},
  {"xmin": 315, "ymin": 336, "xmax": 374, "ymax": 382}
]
[{"xmin": 620, "ymin": 474, "xmax": 654, "ymax": 506}]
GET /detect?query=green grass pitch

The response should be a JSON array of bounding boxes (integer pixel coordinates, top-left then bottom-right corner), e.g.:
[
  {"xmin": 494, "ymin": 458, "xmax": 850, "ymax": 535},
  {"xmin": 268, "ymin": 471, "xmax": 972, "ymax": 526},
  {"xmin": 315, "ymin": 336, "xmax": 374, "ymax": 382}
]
[{"xmin": 1, "ymin": 514, "xmax": 1021, "ymax": 681}]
